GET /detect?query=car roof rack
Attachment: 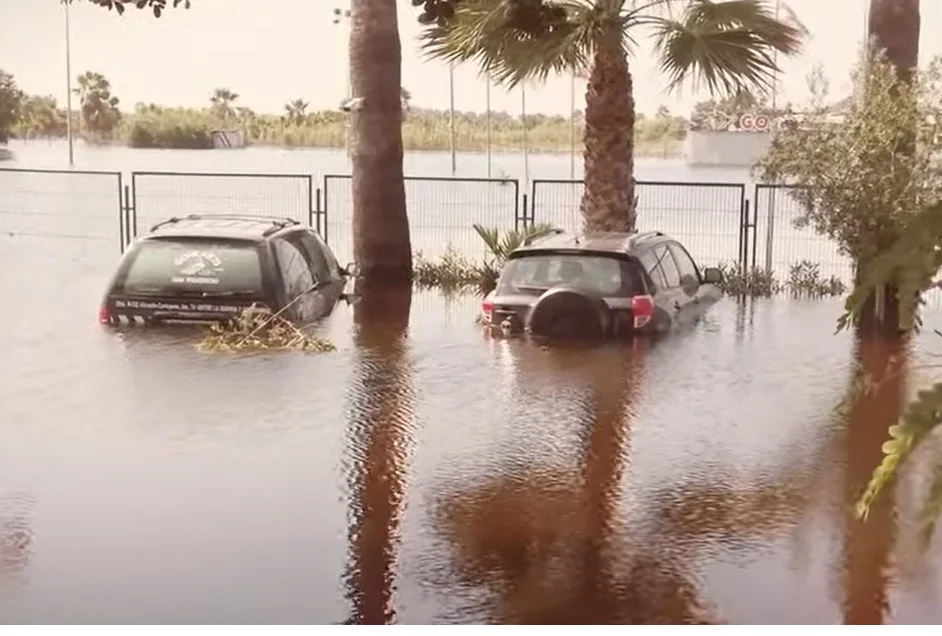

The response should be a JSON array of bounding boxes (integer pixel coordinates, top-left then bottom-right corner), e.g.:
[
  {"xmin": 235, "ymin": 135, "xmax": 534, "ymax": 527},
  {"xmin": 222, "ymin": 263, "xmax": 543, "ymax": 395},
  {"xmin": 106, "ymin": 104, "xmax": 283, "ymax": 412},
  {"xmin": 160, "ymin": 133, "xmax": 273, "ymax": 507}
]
[
  {"xmin": 149, "ymin": 214, "xmax": 301, "ymax": 234},
  {"xmin": 632, "ymin": 230, "xmax": 665, "ymax": 242}
]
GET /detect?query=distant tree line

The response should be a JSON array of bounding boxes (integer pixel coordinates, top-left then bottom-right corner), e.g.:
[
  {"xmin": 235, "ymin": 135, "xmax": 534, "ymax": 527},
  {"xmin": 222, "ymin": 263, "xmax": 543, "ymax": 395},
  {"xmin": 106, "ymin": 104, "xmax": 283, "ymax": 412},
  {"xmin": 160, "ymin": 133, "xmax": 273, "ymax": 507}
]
[{"xmin": 0, "ymin": 69, "xmax": 690, "ymax": 155}]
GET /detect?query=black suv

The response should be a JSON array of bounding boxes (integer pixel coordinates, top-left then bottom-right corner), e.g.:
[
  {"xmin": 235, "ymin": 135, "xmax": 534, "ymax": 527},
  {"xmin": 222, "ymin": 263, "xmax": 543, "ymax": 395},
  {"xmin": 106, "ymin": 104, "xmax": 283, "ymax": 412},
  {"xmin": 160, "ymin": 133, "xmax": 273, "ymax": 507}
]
[
  {"xmin": 99, "ymin": 215, "xmax": 349, "ymax": 326},
  {"xmin": 480, "ymin": 230, "xmax": 724, "ymax": 338}
]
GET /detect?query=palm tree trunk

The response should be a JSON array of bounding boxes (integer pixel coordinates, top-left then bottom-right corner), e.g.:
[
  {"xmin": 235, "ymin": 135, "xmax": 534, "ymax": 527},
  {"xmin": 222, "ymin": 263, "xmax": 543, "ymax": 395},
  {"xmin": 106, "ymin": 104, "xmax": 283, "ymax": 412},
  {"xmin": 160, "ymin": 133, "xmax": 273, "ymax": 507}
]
[
  {"xmin": 580, "ymin": 27, "xmax": 635, "ymax": 233},
  {"xmin": 858, "ymin": 0, "xmax": 920, "ymax": 339},
  {"xmin": 868, "ymin": 0, "xmax": 920, "ymax": 83},
  {"xmin": 348, "ymin": 0, "xmax": 412, "ymax": 289}
]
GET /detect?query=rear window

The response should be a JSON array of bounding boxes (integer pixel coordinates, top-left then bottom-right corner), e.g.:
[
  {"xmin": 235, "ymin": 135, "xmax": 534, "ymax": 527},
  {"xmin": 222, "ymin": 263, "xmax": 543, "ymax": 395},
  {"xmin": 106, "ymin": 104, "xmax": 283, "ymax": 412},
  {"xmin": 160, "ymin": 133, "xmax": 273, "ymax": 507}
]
[
  {"xmin": 119, "ymin": 239, "xmax": 264, "ymax": 296},
  {"xmin": 497, "ymin": 254, "xmax": 643, "ymax": 296}
]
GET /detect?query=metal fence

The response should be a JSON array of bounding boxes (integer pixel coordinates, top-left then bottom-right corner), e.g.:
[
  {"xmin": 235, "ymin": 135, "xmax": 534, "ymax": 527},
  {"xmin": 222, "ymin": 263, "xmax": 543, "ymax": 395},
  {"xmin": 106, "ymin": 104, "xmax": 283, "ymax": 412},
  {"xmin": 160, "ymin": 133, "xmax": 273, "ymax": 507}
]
[
  {"xmin": 323, "ymin": 174, "xmax": 520, "ymax": 262},
  {"xmin": 0, "ymin": 166, "xmax": 857, "ymax": 283},
  {"xmin": 752, "ymin": 184, "xmax": 854, "ymax": 282},
  {"xmin": 129, "ymin": 171, "xmax": 321, "ymax": 241},
  {"xmin": 529, "ymin": 179, "xmax": 747, "ymax": 271},
  {"xmin": 0, "ymin": 168, "xmax": 124, "ymax": 250}
]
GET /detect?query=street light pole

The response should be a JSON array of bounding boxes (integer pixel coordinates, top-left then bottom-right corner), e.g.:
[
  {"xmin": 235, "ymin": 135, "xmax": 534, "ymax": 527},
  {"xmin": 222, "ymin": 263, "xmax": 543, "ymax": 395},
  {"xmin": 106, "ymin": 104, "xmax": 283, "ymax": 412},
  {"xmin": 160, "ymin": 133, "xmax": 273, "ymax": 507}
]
[
  {"xmin": 569, "ymin": 72, "xmax": 576, "ymax": 179},
  {"xmin": 449, "ymin": 64, "xmax": 456, "ymax": 175},
  {"xmin": 64, "ymin": 0, "xmax": 74, "ymax": 166},
  {"xmin": 485, "ymin": 81, "xmax": 492, "ymax": 178},
  {"xmin": 521, "ymin": 84, "xmax": 529, "ymax": 189},
  {"xmin": 334, "ymin": 8, "xmax": 352, "ymax": 162}
]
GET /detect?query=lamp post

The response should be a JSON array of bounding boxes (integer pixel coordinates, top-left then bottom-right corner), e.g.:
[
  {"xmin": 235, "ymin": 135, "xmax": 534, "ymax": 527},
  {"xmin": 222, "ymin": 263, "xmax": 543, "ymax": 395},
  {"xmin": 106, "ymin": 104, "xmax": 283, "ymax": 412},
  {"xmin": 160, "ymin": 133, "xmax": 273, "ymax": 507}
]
[
  {"xmin": 334, "ymin": 7, "xmax": 352, "ymax": 162},
  {"xmin": 449, "ymin": 64, "xmax": 456, "ymax": 174},
  {"xmin": 64, "ymin": 0, "xmax": 74, "ymax": 166},
  {"xmin": 569, "ymin": 72, "xmax": 576, "ymax": 179},
  {"xmin": 333, "ymin": 8, "xmax": 352, "ymax": 98},
  {"xmin": 485, "ymin": 81, "xmax": 492, "ymax": 178},
  {"xmin": 521, "ymin": 84, "xmax": 529, "ymax": 189}
]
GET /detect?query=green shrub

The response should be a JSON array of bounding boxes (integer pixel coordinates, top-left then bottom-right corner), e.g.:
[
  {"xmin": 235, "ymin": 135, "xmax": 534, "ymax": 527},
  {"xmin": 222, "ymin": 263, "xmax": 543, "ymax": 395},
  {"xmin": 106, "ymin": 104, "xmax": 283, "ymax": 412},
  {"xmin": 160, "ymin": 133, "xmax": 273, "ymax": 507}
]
[{"xmin": 715, "ymin": 260, "xmax": 845, "ymax": 298}]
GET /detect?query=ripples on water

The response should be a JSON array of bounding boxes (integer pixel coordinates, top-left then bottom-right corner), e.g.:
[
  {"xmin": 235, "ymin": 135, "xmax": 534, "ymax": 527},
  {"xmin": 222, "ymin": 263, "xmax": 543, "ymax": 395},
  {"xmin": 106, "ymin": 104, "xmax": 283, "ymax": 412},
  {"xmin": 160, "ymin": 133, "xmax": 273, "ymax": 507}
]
[{"xmin": 1, "ymin": 235, "xmax": 941, "ymax": 624}]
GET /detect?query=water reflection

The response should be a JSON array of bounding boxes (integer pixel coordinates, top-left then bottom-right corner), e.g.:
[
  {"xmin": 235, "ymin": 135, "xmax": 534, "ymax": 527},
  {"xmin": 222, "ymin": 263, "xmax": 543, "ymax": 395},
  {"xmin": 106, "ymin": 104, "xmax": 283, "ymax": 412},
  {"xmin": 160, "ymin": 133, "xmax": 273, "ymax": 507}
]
[
  {"xmin": 840, "ymin": 337, "xmax": 907, "ymax": 625},
  {"xmin": 343, "ymin": 288, "xmax": 417, "ymax": 624},
  {"xmin": 432, "ymin": 342, "xmax": 710, "ymax": 623},
  {"xmin": 0, "ymin": 492, "xmax": 35, "ymax": 598}
]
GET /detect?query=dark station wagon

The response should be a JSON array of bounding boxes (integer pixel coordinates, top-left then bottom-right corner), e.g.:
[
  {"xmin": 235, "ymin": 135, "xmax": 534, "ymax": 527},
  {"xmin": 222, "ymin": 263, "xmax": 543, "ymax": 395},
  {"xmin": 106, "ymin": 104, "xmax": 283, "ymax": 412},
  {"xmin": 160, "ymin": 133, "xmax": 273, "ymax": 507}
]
[
  {"xmin": 480, "ymin": 230, "xmax": 724, "ymax": 339},
  {"xmin": 99, "ymin": 214, "xmax": 350, "ymax": 326}
]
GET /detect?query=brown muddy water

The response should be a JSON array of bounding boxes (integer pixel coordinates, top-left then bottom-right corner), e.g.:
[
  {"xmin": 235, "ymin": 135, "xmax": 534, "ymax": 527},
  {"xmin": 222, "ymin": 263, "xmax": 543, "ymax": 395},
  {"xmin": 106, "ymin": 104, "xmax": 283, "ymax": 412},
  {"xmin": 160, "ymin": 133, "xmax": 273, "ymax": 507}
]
[{"xmin": 1, "ymin": 236, "xmax": 942, "ymax": 624}]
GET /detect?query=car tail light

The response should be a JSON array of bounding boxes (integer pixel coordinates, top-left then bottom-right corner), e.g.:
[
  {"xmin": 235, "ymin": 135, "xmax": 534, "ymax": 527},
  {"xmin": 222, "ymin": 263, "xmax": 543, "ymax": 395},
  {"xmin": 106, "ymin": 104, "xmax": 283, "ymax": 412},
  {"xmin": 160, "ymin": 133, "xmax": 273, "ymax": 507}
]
[
  {"xmin": 98, "ymin": 305, "xmax": 112, "ymax": 325},
  {"xmin": 631, "ymin": 295, "xmax": 654, "ymax": 330},
  {"xmin": 481, "ymin": 298, "xmax": 494, "ymax": 323}
]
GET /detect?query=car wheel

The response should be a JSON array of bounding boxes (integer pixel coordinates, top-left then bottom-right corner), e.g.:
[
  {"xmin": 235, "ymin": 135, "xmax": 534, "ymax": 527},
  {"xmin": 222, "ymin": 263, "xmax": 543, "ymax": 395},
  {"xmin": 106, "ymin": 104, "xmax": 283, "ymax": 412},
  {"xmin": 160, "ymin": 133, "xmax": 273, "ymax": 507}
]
[{"xmin": 526, "ymin": 287, "xmax": 611, "ymax": 340}]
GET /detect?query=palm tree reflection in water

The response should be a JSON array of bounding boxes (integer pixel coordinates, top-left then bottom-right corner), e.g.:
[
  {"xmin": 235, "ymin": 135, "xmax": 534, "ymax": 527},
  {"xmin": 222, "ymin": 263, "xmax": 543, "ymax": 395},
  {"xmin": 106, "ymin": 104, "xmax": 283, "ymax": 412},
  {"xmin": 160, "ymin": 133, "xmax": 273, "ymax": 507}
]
[
  {"xmin": 840, "ymin": 338, "xmax": 906, "ymax": 625},
  {"xmin": 434, "ymin": 342, "xmax": 710, "ymax": 624},
  {"xmin": 342, "ymin": 288, "xmax": 416, "ymax": 625}
]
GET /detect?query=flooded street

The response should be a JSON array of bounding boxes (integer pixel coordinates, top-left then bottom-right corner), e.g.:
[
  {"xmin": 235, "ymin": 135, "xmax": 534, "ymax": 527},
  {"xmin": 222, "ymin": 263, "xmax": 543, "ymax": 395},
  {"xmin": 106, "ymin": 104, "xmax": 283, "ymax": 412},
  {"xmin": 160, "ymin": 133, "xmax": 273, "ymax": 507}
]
[{"xmin": 1, "ymin": 235, "xmax": 942, "ymax": 624}]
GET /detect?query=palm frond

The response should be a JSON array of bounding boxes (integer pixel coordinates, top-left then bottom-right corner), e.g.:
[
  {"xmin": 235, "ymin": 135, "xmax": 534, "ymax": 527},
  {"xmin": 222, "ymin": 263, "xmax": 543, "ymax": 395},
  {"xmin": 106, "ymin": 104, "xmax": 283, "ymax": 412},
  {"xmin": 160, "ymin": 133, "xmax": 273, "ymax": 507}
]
[
  {"xmin": 917, "ymin": 463, "xmax": 942, "ymax": 547},
  {"xmin": 644, "ymin": 0, "xmax": 804, "ymax": 95},
  {"xmin": 420, "ymin": 0, "xmax": 600, "ymax": 87},
  {"xmin": 856, "ymin": 383, "xmax": 942, "ymax": 526},
  {"xmin": 472, "ymin": 222, "xmax": 561, "ymax": 262}
]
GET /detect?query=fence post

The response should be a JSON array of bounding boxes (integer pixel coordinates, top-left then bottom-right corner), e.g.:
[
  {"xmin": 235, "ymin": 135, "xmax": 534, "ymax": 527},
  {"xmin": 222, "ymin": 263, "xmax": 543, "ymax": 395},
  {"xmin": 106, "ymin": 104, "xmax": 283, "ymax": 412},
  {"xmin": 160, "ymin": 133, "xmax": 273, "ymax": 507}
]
[
  {"xmin": 518, "ymin": 193, "xmax": 528, "ymax": 231},
  {"xmin": 765, "ymin": 186, "xmax": 777, "ymax": 272},
  {"xmin": 740, "ymin": 199, "xmax": 752, "ymax": 270},
  {"xmin": 315, "ymin": 188, "xmax": 324, "ymax": 239},
  {"xmin": 122, "ymin": 184, "xmax": 134, "ymax": 250},
  {"xmin": 306, "ymin": 175, "xmax": 314, "ymax": 231},
  {"xmin": 117, "ymin": 172, "xmax": 125, "ymax": 254},
  {"xmin": 322, "ymin": 176, "xmax": 330, "ymax": 245}
]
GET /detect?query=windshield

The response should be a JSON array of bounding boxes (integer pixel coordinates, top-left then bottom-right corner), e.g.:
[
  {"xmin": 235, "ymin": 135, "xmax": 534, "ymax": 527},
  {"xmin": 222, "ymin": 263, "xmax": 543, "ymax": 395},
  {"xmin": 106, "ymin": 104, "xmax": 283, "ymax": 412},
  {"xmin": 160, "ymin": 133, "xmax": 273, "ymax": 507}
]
[
  {"xmin": 497, "ymin": 254, "xmax": 643, "ymax": 296},
  {"xmin": 119, "ymin": 239, "xmax": 264, "ymax": 296}
]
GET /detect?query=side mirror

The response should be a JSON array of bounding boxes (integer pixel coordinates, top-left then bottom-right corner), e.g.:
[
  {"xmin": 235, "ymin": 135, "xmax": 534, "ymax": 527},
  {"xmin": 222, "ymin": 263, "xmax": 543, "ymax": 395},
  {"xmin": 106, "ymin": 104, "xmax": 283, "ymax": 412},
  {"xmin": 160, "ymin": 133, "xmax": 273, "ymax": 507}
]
[
  {"xmin": 702, "ymin": 267, "xmax": 723, "ymax": 285},
  {"xmin": 340, "ymin": 262, "xmax": 359, "ymax": 278},
  {"xmin": 680, "ymin": 273, "xmax": 699, "ymax": 295}
]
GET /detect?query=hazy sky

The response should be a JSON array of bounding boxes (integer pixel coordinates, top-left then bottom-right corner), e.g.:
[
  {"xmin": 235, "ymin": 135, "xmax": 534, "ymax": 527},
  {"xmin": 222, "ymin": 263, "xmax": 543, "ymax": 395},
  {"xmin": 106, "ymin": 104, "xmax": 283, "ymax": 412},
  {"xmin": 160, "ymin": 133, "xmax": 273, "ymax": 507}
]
[{"xmin": 1, "ymin": 0, "xmax": 940, "ymax": 117}]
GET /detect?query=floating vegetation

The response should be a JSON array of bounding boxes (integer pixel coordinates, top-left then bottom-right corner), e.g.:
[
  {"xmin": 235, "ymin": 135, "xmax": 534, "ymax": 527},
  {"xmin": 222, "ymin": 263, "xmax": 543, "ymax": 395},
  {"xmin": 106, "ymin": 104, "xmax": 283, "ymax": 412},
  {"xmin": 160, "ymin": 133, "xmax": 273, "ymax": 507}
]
[{"xmin": 197, "ymin": 304, "xmax": 335, "ymax": 353}]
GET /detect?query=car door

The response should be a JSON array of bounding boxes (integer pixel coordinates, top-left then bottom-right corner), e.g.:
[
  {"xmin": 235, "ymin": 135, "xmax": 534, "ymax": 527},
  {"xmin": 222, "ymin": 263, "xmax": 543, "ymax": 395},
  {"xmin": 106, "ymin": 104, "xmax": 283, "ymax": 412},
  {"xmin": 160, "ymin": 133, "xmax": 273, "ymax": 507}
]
[
  {"xmin": 666, "ymin": 242, "xmax": 703, "ymax": 323},
  {"xmin": 670, "ymin": 242, "xmax": 722, "ymax": 315},
  {"xmin": 294, "ymin": 230, "xmax": 344, "ymax": 318},
  {"xmin": 271, "ymin": 237, "xmax": 318, "ymax": 322},
  {"xmin": 651, "ymin": 244, "xmax": 692, "ymax": 325},
  {"xmin": 637, "ymin": 248, "xmax": 677, "ymax": 333}
]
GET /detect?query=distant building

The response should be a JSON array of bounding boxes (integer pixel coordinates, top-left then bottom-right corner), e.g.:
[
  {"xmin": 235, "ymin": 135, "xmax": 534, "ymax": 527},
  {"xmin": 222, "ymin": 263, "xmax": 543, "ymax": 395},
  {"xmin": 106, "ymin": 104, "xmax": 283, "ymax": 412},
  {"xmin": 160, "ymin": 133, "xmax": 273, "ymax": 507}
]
[{"xmin": 210, "ymin": 129, "xmax": 246, "ymax": 149}]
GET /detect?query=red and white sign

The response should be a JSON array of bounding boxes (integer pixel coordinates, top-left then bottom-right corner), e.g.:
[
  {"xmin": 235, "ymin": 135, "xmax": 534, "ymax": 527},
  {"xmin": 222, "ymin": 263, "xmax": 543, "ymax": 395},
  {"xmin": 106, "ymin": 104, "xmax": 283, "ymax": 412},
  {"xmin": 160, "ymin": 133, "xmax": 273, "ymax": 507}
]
[{"xmin": 738, "ymin": 113, "xmax": 771, "ymax": 131}]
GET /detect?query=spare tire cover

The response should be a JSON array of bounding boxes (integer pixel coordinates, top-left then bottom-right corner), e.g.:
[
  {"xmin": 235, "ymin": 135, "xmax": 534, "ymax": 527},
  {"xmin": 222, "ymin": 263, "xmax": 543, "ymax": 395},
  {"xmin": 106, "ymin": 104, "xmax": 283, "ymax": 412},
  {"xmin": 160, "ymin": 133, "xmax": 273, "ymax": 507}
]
[{"xmin": 526, "ymin": 286, "xmax": 611, "ymax": 339}]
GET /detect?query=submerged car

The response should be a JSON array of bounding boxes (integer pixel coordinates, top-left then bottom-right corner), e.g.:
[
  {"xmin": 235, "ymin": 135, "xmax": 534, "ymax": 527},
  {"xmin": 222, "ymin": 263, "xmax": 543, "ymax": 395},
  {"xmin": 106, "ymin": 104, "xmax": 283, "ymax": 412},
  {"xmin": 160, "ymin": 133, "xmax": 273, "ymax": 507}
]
[
  {"xmin": 480, "ymin": 230, "xmax": 724, "ymax": 339},
  {"xmin": 99, "ymin": 214, "xmax": 349, "ymax": 326}
]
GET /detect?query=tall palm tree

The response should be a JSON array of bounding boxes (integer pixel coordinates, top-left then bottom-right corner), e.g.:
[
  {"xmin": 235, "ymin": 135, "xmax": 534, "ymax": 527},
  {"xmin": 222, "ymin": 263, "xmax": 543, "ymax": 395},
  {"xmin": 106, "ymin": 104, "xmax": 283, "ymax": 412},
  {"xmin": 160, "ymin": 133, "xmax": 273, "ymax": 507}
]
[
  {"xmin": 73, "ymin": 71, "xmax": 120, "ymax": 138},
  {"xmin": 284, "ymin": 98, "xmax": 309, "ymax": 124},
  {"xmin": 209, "ymin": 87, "xmax": 239, "ymax": 122},
  {"xmin": 349, "ymin": 0, "xmax": 412, "ymax": 288},
  {"xmin": 420, "ymin": 0, "xmax": 804, "ymax": 233}
]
